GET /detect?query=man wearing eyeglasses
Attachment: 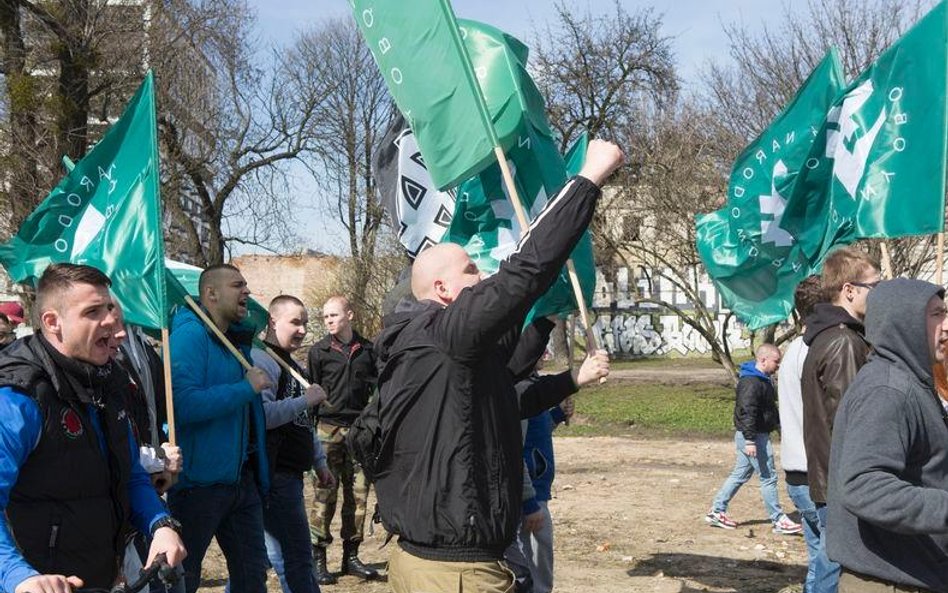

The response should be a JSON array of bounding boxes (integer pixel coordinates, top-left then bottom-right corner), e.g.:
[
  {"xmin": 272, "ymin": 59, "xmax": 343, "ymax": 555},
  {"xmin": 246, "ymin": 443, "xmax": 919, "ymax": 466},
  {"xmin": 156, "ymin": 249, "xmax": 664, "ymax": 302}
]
[
  {"xmin": 801, "ymin": 245, "xmax": 881, "ymax": 593},
  {"xmin": 826, "ymin": 279, "xmax": 948, "ymax": 592}
]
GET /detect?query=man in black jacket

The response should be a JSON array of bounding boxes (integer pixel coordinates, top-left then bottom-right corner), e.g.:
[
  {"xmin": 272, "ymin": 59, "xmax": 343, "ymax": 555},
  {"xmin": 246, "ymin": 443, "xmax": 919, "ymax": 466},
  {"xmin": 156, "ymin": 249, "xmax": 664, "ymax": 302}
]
[
  {"xmin": 307, "ymin": 296, "xmax": 378, "ymax": 583},
  {"xmin": 707, "ymin": 344, "xmax": 801, "ymax": 535},
  {"xmin": 373, "ymin": 139, "xmax": 623, "ymax": 593},
  {"xmin": 801, "ymin": 245, "xmax": 880, "ymax": 593}
]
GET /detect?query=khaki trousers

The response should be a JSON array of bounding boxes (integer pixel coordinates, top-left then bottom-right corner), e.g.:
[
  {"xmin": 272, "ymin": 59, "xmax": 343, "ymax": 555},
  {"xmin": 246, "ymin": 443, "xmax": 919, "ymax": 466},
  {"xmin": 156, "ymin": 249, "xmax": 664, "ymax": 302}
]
[
  {"xmin": 389, "ymin": 545, "xmax": 515, "ymax": 593},
  {"xmin": 840, "ymin": 569, "xmax": 934, "ymax": 593}
]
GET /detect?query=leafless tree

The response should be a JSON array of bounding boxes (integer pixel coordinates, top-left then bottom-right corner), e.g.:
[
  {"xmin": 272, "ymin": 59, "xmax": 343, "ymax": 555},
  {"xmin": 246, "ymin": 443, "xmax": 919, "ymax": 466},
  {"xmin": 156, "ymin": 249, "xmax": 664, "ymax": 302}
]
[
  {"xmin": 155, "ymin": 1, "xmax": 331, "ymax": 266},
  {"xmin": 295, "ymin": 18, "xmax": 400, "ymax": 321}
]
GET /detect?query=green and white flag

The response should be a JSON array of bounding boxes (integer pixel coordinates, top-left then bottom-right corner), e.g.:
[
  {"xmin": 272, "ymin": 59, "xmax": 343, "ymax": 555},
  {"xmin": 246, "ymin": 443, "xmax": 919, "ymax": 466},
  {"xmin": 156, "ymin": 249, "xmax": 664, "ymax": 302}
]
[
  {"xmin": 436, "ymin": 21, "xmax": 595, "ymax": 318},
  {"xmin": 0, "ymin": 72, "xmax": 169, "ymax": 330},
  {"xmin": 696, "ymin": 49, "xmax": 846, "ymax": 329},
  {"xmin": 780, "ymin": 0, "xmax": 948, "ymax": 261},
  {"xmin": 352, "ymin": 1, "xmax": 551, "ymax": 189},
  {"xmin": 446, "ymin": 129, "xmax": 596, "ymax": 319}
]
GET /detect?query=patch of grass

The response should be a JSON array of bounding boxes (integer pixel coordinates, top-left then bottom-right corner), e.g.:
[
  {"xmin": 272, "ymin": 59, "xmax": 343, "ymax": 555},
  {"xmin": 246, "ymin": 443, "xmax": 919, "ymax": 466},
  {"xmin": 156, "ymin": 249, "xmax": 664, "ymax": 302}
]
[{"xmin": 557, "ymin": 382, "xmax": 735, "ymax": 439}]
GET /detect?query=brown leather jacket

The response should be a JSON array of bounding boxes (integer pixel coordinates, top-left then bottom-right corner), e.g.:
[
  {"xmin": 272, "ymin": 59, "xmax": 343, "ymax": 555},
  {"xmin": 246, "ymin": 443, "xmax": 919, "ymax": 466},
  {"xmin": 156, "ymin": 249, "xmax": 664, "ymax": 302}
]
[{"xmin": 800, "ymin": 304, "xmax": 870, "ymax": 504}]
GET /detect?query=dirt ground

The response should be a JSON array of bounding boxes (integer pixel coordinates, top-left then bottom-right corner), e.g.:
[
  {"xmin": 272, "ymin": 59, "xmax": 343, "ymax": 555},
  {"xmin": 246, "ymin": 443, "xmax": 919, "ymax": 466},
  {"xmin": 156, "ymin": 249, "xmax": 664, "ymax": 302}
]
[{"xmin": 198, "ymin": 436, "xmax": 808, "ymax": 593}]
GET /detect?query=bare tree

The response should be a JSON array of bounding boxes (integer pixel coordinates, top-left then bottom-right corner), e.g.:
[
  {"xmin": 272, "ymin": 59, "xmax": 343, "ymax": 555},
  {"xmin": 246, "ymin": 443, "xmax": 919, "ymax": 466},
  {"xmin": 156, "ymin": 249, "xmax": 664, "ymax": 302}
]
[
  {"xmin": 529, "ymin": 1, "xmax": 677, "ymax": 363},
  {"xmin": 154, "ymin": 2, "xmax": 331, "ymax": 266},
  {"xmin": 531, "ymin": 1, "xmax": 678, "ymax": 152},
  {"xmin": 0, "ymin": 0, "xmax": 149, "ymax": 234},
  {"xmin": 295, "ymin": 18, "xmax": 399, "ymax": 320}
]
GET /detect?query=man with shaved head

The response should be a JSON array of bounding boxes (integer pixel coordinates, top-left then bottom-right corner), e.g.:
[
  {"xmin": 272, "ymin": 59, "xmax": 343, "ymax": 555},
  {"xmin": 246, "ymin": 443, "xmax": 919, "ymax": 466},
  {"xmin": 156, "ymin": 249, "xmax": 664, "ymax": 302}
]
[
  {"xmin": 169, "ymin": 263, "xmax": 272, "ymax": 593},
  {"xmin": 707, "ymin": 343, "xmax": 802, "ymax": 535},
  {"xmin": 307, "ymin": 295, "xmax": 379, "ymax": 582},
  {"xmin": 371, "ymin": 139, "xmax": 624, "ymax": 592},
  {"xmin": 250, "ymin": 295, "xmax": 329, "ymax": 593}
]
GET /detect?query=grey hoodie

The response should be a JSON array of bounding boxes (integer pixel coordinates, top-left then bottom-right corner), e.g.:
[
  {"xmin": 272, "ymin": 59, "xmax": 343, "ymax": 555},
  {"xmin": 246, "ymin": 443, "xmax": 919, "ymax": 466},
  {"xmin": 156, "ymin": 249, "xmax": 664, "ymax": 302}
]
[{"xmin": 827, "ymin": 278, "xmax": 948, "ymax": 591}]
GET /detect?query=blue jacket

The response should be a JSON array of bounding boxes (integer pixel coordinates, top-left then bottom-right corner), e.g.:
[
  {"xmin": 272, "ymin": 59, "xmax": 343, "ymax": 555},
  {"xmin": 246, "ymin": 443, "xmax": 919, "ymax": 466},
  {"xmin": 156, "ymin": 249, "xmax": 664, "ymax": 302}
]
[
  {"xmin": 170, "ymin": 306, "xmax": 268, "ymax": 492},
  {"xmin": 523, "ymin": 406, "xmax": 567, "ymax": 505}
]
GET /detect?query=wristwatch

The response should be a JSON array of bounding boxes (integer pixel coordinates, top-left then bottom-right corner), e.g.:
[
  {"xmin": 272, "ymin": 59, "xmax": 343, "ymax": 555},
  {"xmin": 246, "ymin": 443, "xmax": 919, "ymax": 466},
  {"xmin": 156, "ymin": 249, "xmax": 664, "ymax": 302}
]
[{"xmin": 151, "ymin": 515, "xmax": 183, "ymax": 537}]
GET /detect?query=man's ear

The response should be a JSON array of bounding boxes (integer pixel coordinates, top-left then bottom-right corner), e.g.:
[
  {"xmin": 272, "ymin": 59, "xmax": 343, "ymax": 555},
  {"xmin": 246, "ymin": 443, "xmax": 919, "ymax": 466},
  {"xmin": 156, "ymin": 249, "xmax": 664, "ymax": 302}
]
[
  {"xmin": 346, "ymin": 309, "xmax": 354, "ymax": 321},
  {"xmin": 40, "ymin": 309, "xmax": 62, "ymax": 337},
  {"xmin": 434, "ymin": 280, "xmax": 450, "ymax": 303}
]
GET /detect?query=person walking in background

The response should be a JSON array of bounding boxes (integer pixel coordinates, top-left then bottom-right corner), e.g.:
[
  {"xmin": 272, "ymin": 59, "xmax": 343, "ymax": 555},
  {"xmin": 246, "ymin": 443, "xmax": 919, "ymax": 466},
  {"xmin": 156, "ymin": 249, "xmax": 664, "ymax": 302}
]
[{"xmin": 707, "ymin": 343, "xmax": 802, "ymax": 535}]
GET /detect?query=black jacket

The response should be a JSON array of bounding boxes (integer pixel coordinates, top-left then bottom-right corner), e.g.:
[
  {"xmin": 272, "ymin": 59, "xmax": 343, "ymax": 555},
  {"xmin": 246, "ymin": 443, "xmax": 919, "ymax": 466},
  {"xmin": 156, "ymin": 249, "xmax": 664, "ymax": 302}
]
[
  {"xmin": 733, "ymin": 362, "xmax": 779, "ymax": 440},
  {"xmin": 308, "ymin": 332, "xmax": 376, "ymax": 427},
  {"xmin": 827, "ymin": 279, "xmax": 948, "ymax": 591},
  {"xmin": 801, "ymin": 303, "xmax": 870, "ymax": 503},
  {"xmin": 0, "ymin": 336, "xmax": 132, "ymax": 589},
  {"xmin": 372, "ymin": 176, "xmax": 601, "ymax": 562}
]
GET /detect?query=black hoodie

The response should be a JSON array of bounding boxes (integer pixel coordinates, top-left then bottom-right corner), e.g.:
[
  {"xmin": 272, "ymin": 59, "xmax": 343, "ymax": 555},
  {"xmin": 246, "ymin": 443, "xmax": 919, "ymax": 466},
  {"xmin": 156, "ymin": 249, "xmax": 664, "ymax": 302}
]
[{"xmin": 827, "ymin": 279, "xmax": 948, "ymax": 591}]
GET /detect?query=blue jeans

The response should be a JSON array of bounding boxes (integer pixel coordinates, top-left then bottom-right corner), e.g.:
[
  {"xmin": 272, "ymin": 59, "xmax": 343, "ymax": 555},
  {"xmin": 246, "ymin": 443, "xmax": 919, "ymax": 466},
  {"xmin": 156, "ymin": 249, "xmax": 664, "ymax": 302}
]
[
  {"xmin": 263, "ymin": 472, "xmax": 320, "ymax": 593},
  {"xmin": 813, "ymin": 504, "xmax": 841, "ymax": 593},
  {"xmin": 168, "ymin": 470, "xmax": 269, "ymax": 593},
  {"xmin": 711, "ymin": 432, "xmax": 783, "ymax": 522},
  {"xmin": 787, "ymin": 483, "xmax": 820, "ymax": 592}
]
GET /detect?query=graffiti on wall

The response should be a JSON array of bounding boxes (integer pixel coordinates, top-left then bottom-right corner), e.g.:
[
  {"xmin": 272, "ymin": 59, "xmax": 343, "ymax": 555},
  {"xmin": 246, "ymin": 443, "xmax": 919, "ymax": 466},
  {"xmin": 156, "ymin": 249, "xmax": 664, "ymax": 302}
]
[{"xmin": 586, "ymin": 310, "xmax": 749, "ymax": 357}]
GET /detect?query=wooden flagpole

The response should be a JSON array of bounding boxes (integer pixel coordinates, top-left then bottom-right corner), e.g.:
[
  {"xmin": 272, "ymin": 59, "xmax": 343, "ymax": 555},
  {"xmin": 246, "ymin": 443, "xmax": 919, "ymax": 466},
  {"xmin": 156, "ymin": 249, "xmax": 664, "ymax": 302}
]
[
  {"xmin": 160, "ymin": 329, "xmax": 176, "ymax": 445},
  {"xmin": 937, "ymin": 233, "xmax": 945, "ymax": 285},
  {"xmin": 879, "ymin": 241, "xmax": 893, "ymax": 280}
]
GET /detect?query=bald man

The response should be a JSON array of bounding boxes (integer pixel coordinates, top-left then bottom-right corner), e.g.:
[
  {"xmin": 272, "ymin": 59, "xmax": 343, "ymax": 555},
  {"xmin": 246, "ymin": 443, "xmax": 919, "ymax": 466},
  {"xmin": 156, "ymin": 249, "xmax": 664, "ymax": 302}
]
[
  {"xmin": 168, "ymin": 263, "xmax": 272, "ymax": 593},
  {"xmin": 372, "ymin": 140, "xmax": 623, "ymax": 593},
  {"xmin": 707, "ymin": 344, "xmax": 802, "ymax": 535},
  {"xmin": 307, "ymin": 296, "xmax": 379, "ymax": 582}
]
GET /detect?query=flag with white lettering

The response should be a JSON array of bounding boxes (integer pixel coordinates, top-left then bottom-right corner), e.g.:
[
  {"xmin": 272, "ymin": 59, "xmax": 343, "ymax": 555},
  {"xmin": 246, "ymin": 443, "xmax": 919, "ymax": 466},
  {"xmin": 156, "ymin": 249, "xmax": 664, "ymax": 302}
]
[
  {"xmin": 696, "ymin": 49, "xmax": 846, "ymax": 329},
  {"xmin": 780, "ymin": 0, "xmax": 947, "ymax": 261},
  {"xmin": 352, "ymin": 1, "xmax": 552, "ymax": 190},
  {"xmin": 0, "ymin": 72, "xmax": 169, "ymax": 329}
]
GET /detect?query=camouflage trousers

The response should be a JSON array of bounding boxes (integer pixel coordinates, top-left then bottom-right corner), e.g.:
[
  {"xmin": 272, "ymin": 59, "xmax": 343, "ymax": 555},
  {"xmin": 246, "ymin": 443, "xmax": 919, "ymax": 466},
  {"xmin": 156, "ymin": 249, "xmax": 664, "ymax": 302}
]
[{"xmin": 309, "ymin": 423, "xmax": 370, "ymax": 547}]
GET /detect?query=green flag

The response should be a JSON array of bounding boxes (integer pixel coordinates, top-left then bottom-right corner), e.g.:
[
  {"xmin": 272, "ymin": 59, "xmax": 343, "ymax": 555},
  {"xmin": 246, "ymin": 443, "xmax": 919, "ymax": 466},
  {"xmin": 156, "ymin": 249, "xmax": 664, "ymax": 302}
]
[
  {"xmin": 780, "ymin": 1, "xmax": 948, "ymax": 261},
  {"xmin": 0, "ymin": 72, "xmax": 168, "ymax": 329},
  {"xmin": 696, "ymin": 49, "xmax": 846, "ymax": 329},
  {"xmin": 352, "ymin": 1, "xmax": 549, "ymax": 189}
]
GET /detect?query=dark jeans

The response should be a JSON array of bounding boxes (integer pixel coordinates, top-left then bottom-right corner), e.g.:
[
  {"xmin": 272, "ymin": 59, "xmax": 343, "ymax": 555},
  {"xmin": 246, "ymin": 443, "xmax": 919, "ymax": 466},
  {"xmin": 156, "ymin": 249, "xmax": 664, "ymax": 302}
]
[
  {"xmin": 168, "ymin": 470, "xmax": 268, "ymax": 593},
  {"xmin": 264, "ymin": 472, "xmax": 320, "ymax": 593}
]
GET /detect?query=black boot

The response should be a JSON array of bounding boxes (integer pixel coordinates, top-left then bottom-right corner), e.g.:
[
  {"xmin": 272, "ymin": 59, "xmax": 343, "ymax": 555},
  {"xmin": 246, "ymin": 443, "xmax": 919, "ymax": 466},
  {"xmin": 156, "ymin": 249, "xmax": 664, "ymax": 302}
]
[
  {"xmin": 312, "ymin": 545, "xmax": 337, "ymax": 585},
  {"xmin": 341, "ymin": 541, "xmax": 379, "ymax": 581}
]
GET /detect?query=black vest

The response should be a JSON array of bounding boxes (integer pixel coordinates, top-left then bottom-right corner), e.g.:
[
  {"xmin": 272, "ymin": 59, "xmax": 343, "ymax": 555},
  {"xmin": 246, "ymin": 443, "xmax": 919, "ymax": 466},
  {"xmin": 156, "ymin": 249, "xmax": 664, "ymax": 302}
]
[
  {"xmin": 0, "ymin": 337, "xmax": 132, "ymax": 589},
  {"xmin": 264, "ymin": 345, "xmax": 315, "ymax": 475}
]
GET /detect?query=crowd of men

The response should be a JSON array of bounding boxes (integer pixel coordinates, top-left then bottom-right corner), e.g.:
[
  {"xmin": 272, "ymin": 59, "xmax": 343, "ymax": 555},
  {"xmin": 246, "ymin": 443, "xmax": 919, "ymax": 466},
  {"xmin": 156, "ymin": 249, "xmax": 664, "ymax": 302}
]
[
  {"xmin": 706, "ymin": 246, "xmax": 948, "ymax": 593},
  {"xmin": 0, "ymin": 135, "xmax": 946, "ymax": 593}
]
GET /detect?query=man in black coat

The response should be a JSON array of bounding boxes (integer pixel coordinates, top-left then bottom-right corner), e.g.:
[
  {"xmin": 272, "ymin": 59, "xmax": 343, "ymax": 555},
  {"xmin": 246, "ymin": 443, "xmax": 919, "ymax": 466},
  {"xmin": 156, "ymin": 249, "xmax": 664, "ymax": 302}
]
[
  {"xmin": 373, "ymin": 139, "xmax": 623, "ymax": 593},
  {"xmin": 707, "ymin": 343, "xmax": 802, "ymax": 535}
]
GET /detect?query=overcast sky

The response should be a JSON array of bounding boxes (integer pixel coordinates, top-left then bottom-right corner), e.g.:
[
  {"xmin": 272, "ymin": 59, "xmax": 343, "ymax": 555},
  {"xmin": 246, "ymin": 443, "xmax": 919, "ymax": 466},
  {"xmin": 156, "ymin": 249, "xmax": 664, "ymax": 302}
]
[{"xmin": 238, "ymin": 0, "xmax": 797, "ymax": 255}]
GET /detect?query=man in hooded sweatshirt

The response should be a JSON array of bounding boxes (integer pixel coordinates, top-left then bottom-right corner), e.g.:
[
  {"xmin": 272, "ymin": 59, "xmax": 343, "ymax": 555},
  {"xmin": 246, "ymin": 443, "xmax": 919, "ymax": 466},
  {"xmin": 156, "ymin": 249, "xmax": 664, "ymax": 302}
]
[
  {"xmin": 801, "ymin": 245, "xmax": 881, "ymax": 593},
  {"xmin": 827, "ymin": 279, "xmax": 948, "ymax": 593},
  {"xmin": 706, "ymin": 344, "xmax": 801, "ymax": 535}
]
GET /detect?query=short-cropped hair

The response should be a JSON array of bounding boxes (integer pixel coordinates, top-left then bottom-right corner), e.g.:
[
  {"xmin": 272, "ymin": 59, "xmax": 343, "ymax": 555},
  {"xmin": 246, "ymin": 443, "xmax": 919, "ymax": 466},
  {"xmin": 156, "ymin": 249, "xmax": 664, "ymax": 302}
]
[
  {"xmin": 821, "ymin": 246, "xmax": 879, "ymax": 302},
  {"xmin": 36, "ymin": 263, "xmax": 111, "ymax": 313}
]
